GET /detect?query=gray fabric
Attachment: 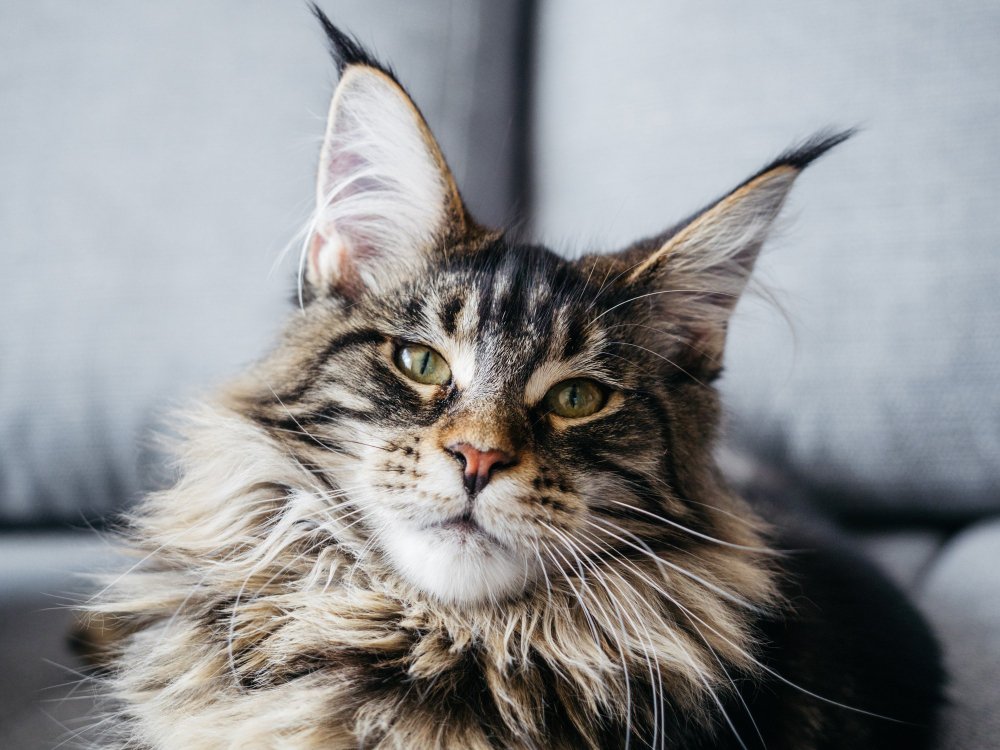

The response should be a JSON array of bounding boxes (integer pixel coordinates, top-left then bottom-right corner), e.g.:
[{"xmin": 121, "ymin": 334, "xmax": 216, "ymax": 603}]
[
  {"xmin": 851, "ymin": 529, "xmax": 944, "ymax": 592},
  {"xmin": 0, "ymin": 1, "xmax": 527, "ymax": 523},
  {"xmin": 532, "ymin": 0, "xmax": 1000, "ymax": 516},
  {"xmin": 918, "ymin": 519, "xmax": 1000, "ymax": 750},
  {"xmin": 0, "ymin": 533, "xmax": 115, "ymax": 749},
  {"xmin": 0, "ymin": 592, "xmax": 99, "ymax": 749}
]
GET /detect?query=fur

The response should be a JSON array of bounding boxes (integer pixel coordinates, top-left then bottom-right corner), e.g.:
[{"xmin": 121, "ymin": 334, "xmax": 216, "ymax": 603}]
[{"xmin": 81, "ymin": 9, "xmax": 941, "ymax": 749}]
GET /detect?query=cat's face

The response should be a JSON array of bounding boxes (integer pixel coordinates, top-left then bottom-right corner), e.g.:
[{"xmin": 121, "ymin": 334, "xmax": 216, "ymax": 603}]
[
  {"xmin": 236, "ymin": 34, "xmax": 845, "ymax": 606},
  {"xmin": 268, "ymin": 243, "xmax": 685, "ymax": 603}
]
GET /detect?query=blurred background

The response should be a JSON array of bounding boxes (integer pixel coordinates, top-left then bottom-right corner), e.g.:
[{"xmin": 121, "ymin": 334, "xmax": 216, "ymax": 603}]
[{"xmin": 2, "ymin": 1, "xmax": 998, "ymax": 747}]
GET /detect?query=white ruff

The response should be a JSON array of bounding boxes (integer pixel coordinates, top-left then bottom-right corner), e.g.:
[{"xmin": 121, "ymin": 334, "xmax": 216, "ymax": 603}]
[{"xmin": 380, "ymin": 522, "xmax": 533, "ymax": 604}]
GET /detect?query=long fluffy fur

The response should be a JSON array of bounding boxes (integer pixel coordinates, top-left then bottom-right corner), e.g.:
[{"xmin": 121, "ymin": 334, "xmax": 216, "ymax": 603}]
[
  {"xmin": 85, "ymin": 233, "xmax": 786, "ymax": 745},
  {"xmin": 87, "ymin": 260, "xmax": 778, "ymax": 747},
  {"xmin": 79, "ymin": 13, "xmax": 939, "ymax": 750}
]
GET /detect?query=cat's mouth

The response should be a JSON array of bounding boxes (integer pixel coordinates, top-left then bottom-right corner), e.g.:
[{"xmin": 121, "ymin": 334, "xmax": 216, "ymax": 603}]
[
  {"xmin": 381, "ymin": 508, "xmax": 532, "ymax": 604},
  {"xmin": 430, "ymin": 510, "xmax": 502, "ymax": 546}
]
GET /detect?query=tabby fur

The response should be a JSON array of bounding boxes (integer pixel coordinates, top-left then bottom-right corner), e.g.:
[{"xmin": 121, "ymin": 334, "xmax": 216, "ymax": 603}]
[{"xmin": 83, "ymin": 8, "xmax": 941, "ymax": 749}]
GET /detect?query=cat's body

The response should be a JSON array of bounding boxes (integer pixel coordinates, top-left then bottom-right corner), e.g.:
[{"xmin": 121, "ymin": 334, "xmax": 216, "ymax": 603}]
[{"xmin": 84, "ymin": 9, "xmax": 942, "ymax": 749}]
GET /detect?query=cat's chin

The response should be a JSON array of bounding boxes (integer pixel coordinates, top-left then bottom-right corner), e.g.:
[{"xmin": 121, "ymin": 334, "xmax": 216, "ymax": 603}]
[{"xmin": 379, "ymin": 522, "xmax": 534, "ymax": 605}]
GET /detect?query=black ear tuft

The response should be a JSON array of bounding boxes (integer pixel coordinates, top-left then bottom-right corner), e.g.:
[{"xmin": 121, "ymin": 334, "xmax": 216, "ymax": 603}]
[
  {"xmin": 758, "ymin": 128, "xmax": 856, "ymax": 174},
  {"xmin": 309, "ymin": 3, "xmax": 394, "ymax": 77}
]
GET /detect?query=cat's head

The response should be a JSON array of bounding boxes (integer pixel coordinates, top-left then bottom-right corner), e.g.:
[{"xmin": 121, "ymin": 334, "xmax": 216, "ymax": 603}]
[{"xmin": 237, "ymin": 11, "xmax": 848, "ymax": 606}]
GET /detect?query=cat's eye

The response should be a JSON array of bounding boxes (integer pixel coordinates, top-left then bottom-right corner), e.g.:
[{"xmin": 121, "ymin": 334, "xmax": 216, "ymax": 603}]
[
  {"xmin": 394, "ymin": 343, "xmax": 451, "ymax": 385},
  {"xmin": 544, "ymin": 379, "xmax": 608, "ymax": 419}
]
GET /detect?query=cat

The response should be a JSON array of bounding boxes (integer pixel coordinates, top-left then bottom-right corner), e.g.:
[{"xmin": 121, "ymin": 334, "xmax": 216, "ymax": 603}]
[{"xmin": 82, "ymin": 6, "xmax": 943, "ymax": 749}]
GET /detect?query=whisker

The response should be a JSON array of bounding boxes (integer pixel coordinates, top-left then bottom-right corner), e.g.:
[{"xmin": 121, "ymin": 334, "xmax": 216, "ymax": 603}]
[
  {"xmin": 587, "ymin": 517, "xmax": 761, "ymax": 612},
  {"xmin": 573, "ymin": 525, "xmax": 761, "ymax": 750},
  {"xmin": 542, "ymin": 522, "xmax": 658, "ymax": 747},
  {"xmin": 541, "ymin": 533, "xmax": 634, "ymax": 747},
  {"xmin": 592, "ymin": 288, "xmax": 738, "ymax": 322},
  {"xmin": 604, "ymin": 499, "xmax": 777, "ymax": 554},
  {"xmin": 584, "ymin": 253, "xmax": 661, "ymax": 314},
  {"xmin": 585, "ymin": 518, "xmax": 902, "ymax": 725},
  {"xmin": 609, "ymin": 339, "xmax": 709, "ymax": 388}
]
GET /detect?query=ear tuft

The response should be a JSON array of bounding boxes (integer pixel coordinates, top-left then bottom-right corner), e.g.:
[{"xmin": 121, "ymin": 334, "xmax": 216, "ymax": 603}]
[
  {"xmin": 310, "ymin": 4, "xmax": 391, "ymax": 76},
  {"xmin": 761, "ymin": 128, "xmax": 856, "ymax": 172}
]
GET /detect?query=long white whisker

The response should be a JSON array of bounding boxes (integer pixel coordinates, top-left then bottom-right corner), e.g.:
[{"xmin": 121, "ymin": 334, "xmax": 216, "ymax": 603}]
[
  {"xmin": 588, "ymin": 518, "xmax": 901, "ymax": 724},
  {"xmin": 574, "ymin": 525, "xmax": 761, "ymax": 750},
  {"xmin": 609, "ymin": 339, "xmax": 709, "ymax": 387},
  {"xmin": 541, "ymin": 532, "xmax": 634, "ymax": 747},
  {"xmin": 592, "ymin": 288, "xmax": 738, "ymax": 322},
  {"xmin": 587, "ymin": 517, "xmax": 761, "ymax": 612},
  {"xmin": 546, "ymin": 523, "xmax": 663, "ymax": 748},
  {"xmin": 604, "ymin": 499, "xmax": 777, "ymax": 554}
]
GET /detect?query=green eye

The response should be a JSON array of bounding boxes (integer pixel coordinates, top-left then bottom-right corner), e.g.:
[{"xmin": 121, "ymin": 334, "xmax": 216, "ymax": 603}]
[
  {"xmin": 394, "ymin": 343, "xmax": 451, "ymax": 385},
  {"xmin": 544, "ymin": 378, "xmax": 608, "ymax": 419}
]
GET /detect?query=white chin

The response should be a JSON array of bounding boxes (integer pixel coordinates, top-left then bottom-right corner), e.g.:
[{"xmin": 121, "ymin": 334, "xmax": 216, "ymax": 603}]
[{"xmin": 380, "ymin": 524, "xmax": 532, "ymax": 604}]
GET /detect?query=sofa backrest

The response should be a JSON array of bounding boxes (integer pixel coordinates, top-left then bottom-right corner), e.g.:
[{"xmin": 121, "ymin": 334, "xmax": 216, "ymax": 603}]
[
  {"xmin": 0, "ymin": 1, "xmax": 531, "ymax": 525},
  {"xmin": 6, "ymin": 1, "xmax": 998, "ymax": 526},
  {"xmin": 530, "ymin": 0, "xmax": 1000, "ymax": 520}
]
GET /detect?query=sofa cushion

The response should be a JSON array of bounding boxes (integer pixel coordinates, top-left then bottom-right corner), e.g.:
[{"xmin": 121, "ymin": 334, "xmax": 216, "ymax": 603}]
[
  {"xmin": 0, "ymin": 1, "xmax": 529, "ymax": 524},
  {"xmin": 531, "ymin": 0, "xmax": 1000, "ymax": 519},
  {"xmin": 1, "ymin": 527, "xmax": 986, "ymax": 750},
  {"xmin": 852, "ymin": 529, "xmax": 944, "ymax": 592},
  {"xmin": 0, "ymin": 533, "xmax": 115, "ymax": 749},
  {"xmin": 918, "ymin": 518, "xmax": 1000, "ymax": 750}
]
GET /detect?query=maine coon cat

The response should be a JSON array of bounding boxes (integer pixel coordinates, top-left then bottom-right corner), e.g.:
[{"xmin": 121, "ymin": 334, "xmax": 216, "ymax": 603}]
[{"xmin": 84, "ymin": 7, "xmax": 943, "ymax": 749}]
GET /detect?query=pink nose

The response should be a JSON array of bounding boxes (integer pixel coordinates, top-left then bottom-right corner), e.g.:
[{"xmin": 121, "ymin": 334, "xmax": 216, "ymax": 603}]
[{"xmin": 446, "ymin": 442, "xmax": 517, "ymax": 495}]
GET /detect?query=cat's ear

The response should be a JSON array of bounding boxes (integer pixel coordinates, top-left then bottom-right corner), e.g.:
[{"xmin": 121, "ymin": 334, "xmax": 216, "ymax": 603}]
[
  {"xmin": 615, "ymin": 131, "xmax": 852, "ymax": 372},
  {"xmin": 305, "ymin": 7, "xmax": 468, "ymax": 299}
]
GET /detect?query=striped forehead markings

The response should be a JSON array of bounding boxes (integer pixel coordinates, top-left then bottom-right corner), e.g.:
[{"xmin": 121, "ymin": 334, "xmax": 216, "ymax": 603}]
[
  {"xmin": 414, "ymin": 261, "xmax": 612, "ymax": 393},
  {"xmin": 562, "ymin": 314, "xmax": 587, "ymax": 360},
  {"xmin": 439, "ymin": 295, "xmax": 464, "ymax": 336}
]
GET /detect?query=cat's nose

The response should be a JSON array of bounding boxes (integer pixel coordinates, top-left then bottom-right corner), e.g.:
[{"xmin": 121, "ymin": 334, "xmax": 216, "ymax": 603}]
[{"xmin": 445, "ymin": 442, "xmax": 517, "ymax": 496}]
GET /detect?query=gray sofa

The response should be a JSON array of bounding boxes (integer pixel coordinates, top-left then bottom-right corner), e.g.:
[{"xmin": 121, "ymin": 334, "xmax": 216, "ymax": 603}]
[{"xmin": 2, "ymin": 2, "xmax": 998, "ymax": 747}]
